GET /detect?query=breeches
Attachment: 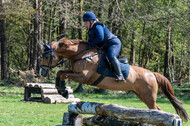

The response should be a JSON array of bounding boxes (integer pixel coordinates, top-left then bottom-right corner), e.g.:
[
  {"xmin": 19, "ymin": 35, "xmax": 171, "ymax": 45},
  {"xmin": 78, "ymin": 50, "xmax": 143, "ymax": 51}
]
[{"xmin": 104, "ymin": 38, "xmax": 121, "ymax": 62}]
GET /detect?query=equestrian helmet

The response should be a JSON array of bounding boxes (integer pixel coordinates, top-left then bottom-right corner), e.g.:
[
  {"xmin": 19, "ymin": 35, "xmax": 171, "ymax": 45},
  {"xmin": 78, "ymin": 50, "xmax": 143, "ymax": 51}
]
[{"xmin": 83, "ymin": 12, "xmax": 96, "ymax": 22}]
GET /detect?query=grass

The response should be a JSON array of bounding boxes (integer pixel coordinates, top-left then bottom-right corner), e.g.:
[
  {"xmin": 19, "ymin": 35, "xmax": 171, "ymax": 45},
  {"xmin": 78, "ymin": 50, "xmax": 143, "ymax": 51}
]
[{"xmin": 0, "ymin": 85, "xmax": 190, "ymax": 126}]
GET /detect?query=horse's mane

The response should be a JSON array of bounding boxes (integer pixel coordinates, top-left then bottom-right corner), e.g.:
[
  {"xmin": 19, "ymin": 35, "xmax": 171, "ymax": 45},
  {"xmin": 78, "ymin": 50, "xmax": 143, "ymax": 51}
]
[{"xmin": 59, "ymin": 37, "xmax": 88, "ymax": 45}]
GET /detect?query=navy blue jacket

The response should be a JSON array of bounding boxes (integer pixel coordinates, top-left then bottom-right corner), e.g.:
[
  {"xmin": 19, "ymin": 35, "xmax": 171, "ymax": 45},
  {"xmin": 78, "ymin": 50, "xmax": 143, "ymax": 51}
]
[{"xmin": 88, "ymin": 22, "xmax": 116, "ymax": 48}]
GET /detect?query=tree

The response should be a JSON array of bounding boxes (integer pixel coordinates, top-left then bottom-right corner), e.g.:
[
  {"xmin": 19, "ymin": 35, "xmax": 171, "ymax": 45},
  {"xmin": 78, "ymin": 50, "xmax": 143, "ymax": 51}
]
[
  {"xmin": 164, "ymin": 14, "xmax": 173, "ymax": 80},
  {"xmin": 32, "ymin": 0, "xmax": 42, "ymax": 72},
  {"xmin": 0, "ymin": 0, "xmax": 7, "ymax": 80}
]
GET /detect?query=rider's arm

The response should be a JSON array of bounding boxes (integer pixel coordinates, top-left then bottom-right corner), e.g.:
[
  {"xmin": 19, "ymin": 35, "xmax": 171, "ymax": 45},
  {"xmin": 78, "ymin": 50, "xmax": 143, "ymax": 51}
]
[{"xmin": 88, "ymin": 25, "xmax": 104, "ymax": 48}]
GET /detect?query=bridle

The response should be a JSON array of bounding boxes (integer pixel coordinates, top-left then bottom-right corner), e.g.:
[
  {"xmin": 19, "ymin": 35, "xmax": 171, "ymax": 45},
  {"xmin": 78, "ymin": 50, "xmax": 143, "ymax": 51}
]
[
  {"xmin": 40, "ymin": 45, "xmax": 102, "ymax": 75},
  {"xmin": 40, "ymin": 47, "xmax": 89, "ymax": 73}
]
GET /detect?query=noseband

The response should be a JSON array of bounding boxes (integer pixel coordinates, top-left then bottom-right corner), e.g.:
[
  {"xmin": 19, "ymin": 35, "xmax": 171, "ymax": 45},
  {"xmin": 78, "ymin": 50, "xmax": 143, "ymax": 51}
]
[{"xmin": 40, "ymin": 50, "xmax": 55, "ymax": 74}]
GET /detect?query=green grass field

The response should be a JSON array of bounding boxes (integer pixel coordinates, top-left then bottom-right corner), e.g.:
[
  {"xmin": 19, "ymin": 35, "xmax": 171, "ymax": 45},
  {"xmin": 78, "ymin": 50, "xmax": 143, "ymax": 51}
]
[{"xmin": 0, "ymin": 85, "xmax": 190, "ymax": 126}]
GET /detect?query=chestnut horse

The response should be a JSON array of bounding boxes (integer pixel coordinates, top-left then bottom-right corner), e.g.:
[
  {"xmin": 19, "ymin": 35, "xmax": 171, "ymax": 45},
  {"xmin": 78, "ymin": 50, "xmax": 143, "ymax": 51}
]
[{"xmin": 40, "ymin": 38, "xmax": 189, "ymax": 122}]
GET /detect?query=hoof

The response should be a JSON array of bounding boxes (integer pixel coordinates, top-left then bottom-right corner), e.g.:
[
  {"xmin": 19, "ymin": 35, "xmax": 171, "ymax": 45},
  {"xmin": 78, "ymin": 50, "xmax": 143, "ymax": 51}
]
[{"xmin": 62, "ymin": 90, "xmax": 69, "ymax": 99}]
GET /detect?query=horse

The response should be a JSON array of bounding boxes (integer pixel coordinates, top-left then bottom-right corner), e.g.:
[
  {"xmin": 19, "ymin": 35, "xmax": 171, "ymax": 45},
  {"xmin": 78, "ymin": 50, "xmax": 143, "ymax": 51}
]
[{"xmin": 40, "ymin": 37, "xmax": 189, "ymax": 122}]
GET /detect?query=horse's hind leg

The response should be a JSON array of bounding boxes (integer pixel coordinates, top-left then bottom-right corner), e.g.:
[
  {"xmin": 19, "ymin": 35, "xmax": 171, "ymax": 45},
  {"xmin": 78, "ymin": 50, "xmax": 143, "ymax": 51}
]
[
  {"xmin": 134, "ymin": 90, "xmax": 158, "ymax": 109},
  {"xmin": 134, "ymin": 80, "xmax": 160, "ymax": 110}
]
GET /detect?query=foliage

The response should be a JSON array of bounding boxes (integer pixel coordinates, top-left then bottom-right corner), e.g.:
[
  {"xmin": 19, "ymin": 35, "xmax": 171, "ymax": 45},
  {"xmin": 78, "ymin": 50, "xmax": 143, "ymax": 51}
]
[
  {"xmin": 0, "ymin": 0, "xmax": 190, "ymax": 84},
  {"xmin": 18, "ymin": 69, "xmax": 40, "ymax": 85},
  {"xmin": 0, "ymin": 81, "xmax": 6, "ymax": 86}
]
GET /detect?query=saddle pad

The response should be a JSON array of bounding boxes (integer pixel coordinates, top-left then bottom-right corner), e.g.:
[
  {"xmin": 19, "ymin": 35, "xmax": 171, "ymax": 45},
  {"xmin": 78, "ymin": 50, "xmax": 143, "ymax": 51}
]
[{"xmin": 97, "ymin": 53, "xmax": 130, "ymax": 80}]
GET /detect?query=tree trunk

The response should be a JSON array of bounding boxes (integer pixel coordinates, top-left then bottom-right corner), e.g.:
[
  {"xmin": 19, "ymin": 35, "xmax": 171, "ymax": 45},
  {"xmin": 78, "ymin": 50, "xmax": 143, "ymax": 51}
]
[
  {"xmin": 33, "ymin": 0, "xmax": 41, "ymax": 73},
  {"xmin": 28, "ymin": 23, "xmax": 33, "ymax": 70},
  {"xmin": 129, "ymin": 32, "xmax": 135, "ymax": 65},
  {"xmin": 114, "ymin": 0, "xmax": 121, "ymax": 36},
  {"xmin": 178, "ymin": 39, "xmax": 185, "ymax": 85},
  {"xmin": 51, "ymin": 4, "xmax": 56, "ymax": 40},
  {"xmin": 71, "ymin": 0, "xmax": 77, "ymax": 39},
  {"xmin": 164, "ymin": 17, "xmax": 172, "ymax": 80},
  {"xmin": 37, "ymin": 0, "xmax": 42, "ymax": 72},
  {"xmin": 107, "ymin": 0, "xmax": 114, "ymax": 32},
  {"xmin": 138, "ymin": 21, "xmax": 146, "ymax": 67},
  {"xmin": 0, "ymin": 0, "xmax": 7, "ymax": 80},
  {"xmin": 98, "ymin": 0, "xmax": 103, "ymax": 20},
  {"xmin": 188, "ymin": 35, "xmax": 190, "ymax": 85},
  {"xmin": 48, "ymin": 3, "xmax": 53, "ymax": 42},
  {"xmin": 74, "ymin": 84, "xmax": 84, "ymax": 93},
  {"xmin": 189, "ymin": 47, "xmax": 190, "ymax": 85},
  {"xmin": 58, "ymin": 0, "xmax": 67, "ymax": 39},
  {"xmin": 171, "ymin": 39, "xmax": 175, "ymax": 82},
  {"xmin": 78, "ymin": 0, "xmax": 83, "ymax": 39},
  {"xmin": 42, "ymin": 8, "xmax": 47, "ymax": 43}
]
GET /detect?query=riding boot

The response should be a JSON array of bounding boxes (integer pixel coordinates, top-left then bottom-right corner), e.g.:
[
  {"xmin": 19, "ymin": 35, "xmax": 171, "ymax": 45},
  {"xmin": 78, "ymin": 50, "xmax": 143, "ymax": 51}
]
[{"xmin": 111, "ymin": 57, "xmax": 125, "ymax": 81}]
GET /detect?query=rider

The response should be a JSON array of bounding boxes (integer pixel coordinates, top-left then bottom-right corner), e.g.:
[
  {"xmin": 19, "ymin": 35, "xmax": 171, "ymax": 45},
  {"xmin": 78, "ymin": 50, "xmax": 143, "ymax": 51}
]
[{"xmin": 83, "ymin": 12, "xmax": 125, "ymax": 81}]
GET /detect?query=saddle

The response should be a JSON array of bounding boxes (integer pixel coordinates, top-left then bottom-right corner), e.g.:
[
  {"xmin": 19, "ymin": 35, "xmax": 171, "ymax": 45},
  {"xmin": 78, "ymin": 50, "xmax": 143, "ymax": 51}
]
[
  {"xmin": 104, "ymin": 56, "xmax": 128, "ymax": 71},
  {"xmin": 91, "ymin": 52, "xmax": 130, "ymax": 86}
]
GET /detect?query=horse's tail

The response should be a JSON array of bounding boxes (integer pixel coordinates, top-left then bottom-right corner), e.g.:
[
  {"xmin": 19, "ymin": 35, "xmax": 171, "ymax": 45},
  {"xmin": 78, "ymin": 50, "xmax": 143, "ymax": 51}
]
[{"xmin": 153, "ymin": 72, "xmax": 189, "ymax": 122}]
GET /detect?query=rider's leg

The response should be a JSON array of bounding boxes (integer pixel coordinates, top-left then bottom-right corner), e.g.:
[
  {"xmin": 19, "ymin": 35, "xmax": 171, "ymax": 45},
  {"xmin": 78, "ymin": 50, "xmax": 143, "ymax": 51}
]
[
  {"xmin": 106, "ymin": 38, "xmax": 125, "ymax": 81},
  {"xmin": 111, "ymin": 56, "xmax": 125, "ymax": 81}
]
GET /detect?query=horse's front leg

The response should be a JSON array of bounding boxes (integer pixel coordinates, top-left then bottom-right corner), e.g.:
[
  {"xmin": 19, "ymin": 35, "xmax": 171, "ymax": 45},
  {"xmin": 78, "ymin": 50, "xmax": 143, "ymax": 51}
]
[
  {"xmin": 60, "ymin": 72, "xmax": 84, "ymax": 83},
  {"xmin": 55, "ymin": 70, "xmax": 73, "ymax": 98},
  {"xmin": 55, "ymin": 70, "xmax": 84, "ymax": 98}
]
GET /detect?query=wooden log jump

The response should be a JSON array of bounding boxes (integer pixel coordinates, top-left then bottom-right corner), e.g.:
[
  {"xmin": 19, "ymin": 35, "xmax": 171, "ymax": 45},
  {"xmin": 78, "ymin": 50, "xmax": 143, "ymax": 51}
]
[
  {"xmin": 24, "ymin": 83, "xmax": 80, "ymax": 104},
  {"xmin": 58, "ymin": 102, "xmax": 182, "ymax": 126}
]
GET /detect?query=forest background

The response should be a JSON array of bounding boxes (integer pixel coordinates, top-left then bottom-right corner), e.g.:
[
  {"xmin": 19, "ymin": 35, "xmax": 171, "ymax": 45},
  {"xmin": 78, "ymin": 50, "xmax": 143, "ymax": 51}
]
[{"xmin": 0, "ymin": 0, "xmax": 190, "ymax": 87}]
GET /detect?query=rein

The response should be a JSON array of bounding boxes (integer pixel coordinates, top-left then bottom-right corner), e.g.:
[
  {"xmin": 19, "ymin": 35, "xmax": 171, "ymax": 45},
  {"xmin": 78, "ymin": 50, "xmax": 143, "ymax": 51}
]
[
  {"xmin": 40, "ymin": 48, "xmax": 90, "ymax": 70},
  {"xmin": 74, "ymin": 51, "xmax": 101, "ymax": 65}
]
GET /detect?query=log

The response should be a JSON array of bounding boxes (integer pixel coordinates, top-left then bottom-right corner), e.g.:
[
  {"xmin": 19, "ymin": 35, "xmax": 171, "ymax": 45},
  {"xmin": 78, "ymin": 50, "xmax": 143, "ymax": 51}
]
[
  {"xmin": 68, "ymin": 102, "xmax": 182, "ymax": 126},
  {"xmin": 42, "ymin": 94, "xmax": 75, "ymax": 100},
  {"xmin": 43, "ymin": 95, "xmax": 80, "ymax": 104},
  {"xmin": 36, "ymin": 84, "xmax": 55, "ymax": 88},
  {"xmin": 42, "ymin": 94, "xmax": 64, "ymax": 100},
  {"xmin": 26, "ymin": 83, "xmax": 55, "ymax": 88},
  {"xmin": 83, "ymin": 115, "xmax": 153, "ymax": 126},
  {"xmin": 44, "ymin": 97, "xmax": 80, "ymax": 104},
  {"xmin": 41, "ymin": 89, "xmax": 58, "ymax": 94},
  {"xmin": 24, "ymin": 83, "xmax": 80, "ymax": 104},
  {"xmin": 41, "ymin": 88, "xmax": 73, "ymax": 94},
  {"xmin": 26, "ymin": 83, "xmax": 72, "ymax": 90}
]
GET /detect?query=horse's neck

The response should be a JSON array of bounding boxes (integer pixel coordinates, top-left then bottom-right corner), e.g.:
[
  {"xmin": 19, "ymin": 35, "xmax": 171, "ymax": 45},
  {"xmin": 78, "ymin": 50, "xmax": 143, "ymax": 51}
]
[{"xmin": 69, "ymin": 43, "xmax": 88, "ymax": 60}]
